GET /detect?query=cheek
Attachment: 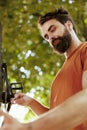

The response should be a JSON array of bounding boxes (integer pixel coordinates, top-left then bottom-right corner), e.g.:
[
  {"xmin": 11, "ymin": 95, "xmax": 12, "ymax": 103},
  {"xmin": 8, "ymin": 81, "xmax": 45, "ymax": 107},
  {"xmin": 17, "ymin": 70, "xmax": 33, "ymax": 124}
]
[
  {"xmin": 54, "ymin": 27, "xmax": 65, "ymax": 37},
  {"xmin": 60, "ymin": 27, "xmax": 65, "ymax": 34}
]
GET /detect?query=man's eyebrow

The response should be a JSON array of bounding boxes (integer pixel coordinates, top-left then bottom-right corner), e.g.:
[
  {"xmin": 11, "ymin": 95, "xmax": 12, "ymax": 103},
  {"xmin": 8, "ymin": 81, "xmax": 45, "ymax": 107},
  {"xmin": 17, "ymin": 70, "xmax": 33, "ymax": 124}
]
[
  {"xmin": 43, "ymin": 25, "xmax": 54, "ymax": 39},
  {"xmin": 48, "ymin": 25, "xmax": 54, "ymax": 31}
]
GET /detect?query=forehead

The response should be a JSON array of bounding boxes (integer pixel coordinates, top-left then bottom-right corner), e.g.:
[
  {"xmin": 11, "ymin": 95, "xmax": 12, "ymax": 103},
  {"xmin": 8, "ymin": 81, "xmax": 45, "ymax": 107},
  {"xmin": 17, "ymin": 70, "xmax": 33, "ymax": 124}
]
[{"xmin": 38, "ymin": 19, "xmax": 62, "ymax": 36}]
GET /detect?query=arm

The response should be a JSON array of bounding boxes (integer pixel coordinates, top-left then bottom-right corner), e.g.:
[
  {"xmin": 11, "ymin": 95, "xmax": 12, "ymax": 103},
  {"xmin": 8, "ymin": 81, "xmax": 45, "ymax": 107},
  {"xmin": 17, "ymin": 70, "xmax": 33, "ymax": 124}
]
[
  {"xmin": 1, "ymin": 87, "xmax": 87, "ymax": 130},
  {"xmin": 28, "ymin": 98, "xmax": 49, "ymax": 115},
  {"xmin": 31, "ymin": 88, "xmax": 87, "ymax": 130},
  {"xmin": 29, "ymin": 70, "xmax": 87, "ymax": 130},
  {"xmin": 1, "ymin": 71, "xmax": 87, "ymax": 130},
  {"xmin": 11, "ymin": 93, "xmax": 49, "ymax": 115},
  {"xmin": 30, "ymin": 70, "xmax": 87, "ymax": 130}
]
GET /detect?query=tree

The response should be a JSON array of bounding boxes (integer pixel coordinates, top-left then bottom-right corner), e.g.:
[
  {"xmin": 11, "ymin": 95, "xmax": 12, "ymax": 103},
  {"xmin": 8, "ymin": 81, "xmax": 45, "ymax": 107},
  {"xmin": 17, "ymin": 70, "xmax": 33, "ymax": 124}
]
[
  {"xmin": 0, "ymin": 0, "xmax": 87, "ymax": 120},
  {"xmin": 0, "ymin": 23, "xmax": 2, "ymax": 107}
]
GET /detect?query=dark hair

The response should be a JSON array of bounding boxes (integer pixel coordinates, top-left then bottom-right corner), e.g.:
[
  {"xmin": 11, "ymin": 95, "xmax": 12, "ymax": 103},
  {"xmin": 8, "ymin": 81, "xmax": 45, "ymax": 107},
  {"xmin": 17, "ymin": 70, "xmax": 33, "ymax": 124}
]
[{"xmin": 38, "ymin": 7, "xmax": 76, "ymax": 33}]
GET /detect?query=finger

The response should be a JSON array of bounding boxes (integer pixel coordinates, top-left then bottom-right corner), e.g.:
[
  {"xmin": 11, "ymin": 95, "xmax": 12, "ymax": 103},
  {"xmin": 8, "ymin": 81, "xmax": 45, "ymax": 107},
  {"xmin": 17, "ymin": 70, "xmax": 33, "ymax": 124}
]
[
  {"xmin": 11, "ymin": 93, "xmax": 25, "ymax": 105},
  {"xmin": 14, "ymin": 98, "xmax": 24, "ymax": 105},
  {"xmin": 11, "ymin": 93, "xmax": 23, "ymax": 103},
  {"xmin": 11, "ymin": 99, "xmax": 16, "ymax": 104},
  {"xmin": 14, "ymin": 93, "xmax": 24, "ymax": 99}
]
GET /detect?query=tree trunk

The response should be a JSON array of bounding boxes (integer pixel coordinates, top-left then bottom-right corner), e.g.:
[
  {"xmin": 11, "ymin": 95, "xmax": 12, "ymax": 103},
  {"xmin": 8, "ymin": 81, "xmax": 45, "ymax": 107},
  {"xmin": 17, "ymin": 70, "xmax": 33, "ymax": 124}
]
[{"xmin": 0, "ymin": 23, "xmax": 2, "ymax": 106}]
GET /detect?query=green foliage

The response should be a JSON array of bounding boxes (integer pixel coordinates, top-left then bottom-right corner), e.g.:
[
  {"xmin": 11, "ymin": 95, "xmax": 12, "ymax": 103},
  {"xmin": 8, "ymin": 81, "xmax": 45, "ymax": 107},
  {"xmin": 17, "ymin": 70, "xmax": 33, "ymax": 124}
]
[{"xmin": 0, "ymin": 0, "xmax": 87, "ymax": 120}]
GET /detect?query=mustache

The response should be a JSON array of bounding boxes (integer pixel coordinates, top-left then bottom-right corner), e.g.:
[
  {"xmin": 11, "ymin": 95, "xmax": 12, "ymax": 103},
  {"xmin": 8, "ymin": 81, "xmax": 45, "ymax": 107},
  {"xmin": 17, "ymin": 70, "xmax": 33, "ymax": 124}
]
[
  {"xmin": 51, "ymin": 28, "xmax": 72, "ymax": 53},
  {"xmin": 52, "ymin": 37, "xmax": 64, "ymax": 47},
  {"xmin": 52, "ymin": 37, "xmax": 61, "ymax": 46},
  {"xmin": 52, "ymin": 34, "xmax": 72, "ymax": 53}
]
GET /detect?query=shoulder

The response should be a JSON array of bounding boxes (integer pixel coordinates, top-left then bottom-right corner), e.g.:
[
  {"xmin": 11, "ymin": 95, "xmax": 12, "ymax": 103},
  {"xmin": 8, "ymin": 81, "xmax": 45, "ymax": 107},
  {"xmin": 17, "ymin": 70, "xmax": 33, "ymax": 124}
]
[
  {"xmin": 80, "ymin": 42, "xmax": 87, "ymax": 71},
  {"xmin": 81, "ymin": 42, "xmax": 87, "ymax": 49},
  {"xmin": 80, "ymin": 42, "xmax": 87, "ymax": 55}
]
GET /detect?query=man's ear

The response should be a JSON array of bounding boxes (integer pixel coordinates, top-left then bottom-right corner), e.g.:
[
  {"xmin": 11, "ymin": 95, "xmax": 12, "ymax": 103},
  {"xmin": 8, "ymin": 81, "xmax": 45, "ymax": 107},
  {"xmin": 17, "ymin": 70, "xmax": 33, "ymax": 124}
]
[{"xmin": 65, "ymin": 21, "xmax": 73, "ymax": 31}]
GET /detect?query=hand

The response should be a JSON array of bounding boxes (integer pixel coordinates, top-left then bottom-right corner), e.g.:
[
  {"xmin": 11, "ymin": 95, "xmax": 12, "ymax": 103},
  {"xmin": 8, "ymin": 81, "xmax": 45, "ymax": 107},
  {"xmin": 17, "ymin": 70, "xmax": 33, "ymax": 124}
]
[
  {"xmin": 11, "ymin": 93, "xmax": 33, "ymax": 107},
  {"xmin": 0, "ymin": 109, "xmax": 24, "ymax": 130}
]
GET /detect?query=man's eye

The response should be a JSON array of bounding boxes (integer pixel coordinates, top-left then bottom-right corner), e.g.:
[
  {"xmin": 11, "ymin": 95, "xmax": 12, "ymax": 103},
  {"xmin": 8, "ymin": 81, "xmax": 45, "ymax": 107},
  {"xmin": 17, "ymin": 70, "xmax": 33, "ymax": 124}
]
[
  {"xmin": 50, "ymin": 27, "xmax": 56, "ymax": 32},
  {"xmin": 44, "ymin": 35, "xmax": 49, "ymax": 40}
]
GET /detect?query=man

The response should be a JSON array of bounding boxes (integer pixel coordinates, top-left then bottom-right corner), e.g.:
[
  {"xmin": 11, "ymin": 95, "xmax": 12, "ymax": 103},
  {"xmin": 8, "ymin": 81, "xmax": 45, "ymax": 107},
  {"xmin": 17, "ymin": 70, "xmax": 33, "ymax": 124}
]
[{"xmin": 0, "ymin": 7, "xmax": 87, "ymax": 130}]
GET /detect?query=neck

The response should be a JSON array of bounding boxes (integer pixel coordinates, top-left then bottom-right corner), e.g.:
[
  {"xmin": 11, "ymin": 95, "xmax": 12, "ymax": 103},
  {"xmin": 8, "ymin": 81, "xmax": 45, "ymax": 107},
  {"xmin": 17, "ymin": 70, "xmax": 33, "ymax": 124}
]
[
  {"xmin": 65, "ymin": 30, "xmax": 82, "ymax": 58},
  {"xmin": 65, "ymin": 34, "xmax": 82, "ymax": 58}
]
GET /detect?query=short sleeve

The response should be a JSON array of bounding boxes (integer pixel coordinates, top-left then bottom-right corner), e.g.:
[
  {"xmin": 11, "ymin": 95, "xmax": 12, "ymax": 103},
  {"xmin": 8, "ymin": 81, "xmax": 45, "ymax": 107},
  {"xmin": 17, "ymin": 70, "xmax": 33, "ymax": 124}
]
[
  {"xmin": 83, "ymin": 49, "xmax": 87, "ymax": 70},
  {"xmin": 81, "ymin": 45, "xmax": 87, "ymax": 71}
]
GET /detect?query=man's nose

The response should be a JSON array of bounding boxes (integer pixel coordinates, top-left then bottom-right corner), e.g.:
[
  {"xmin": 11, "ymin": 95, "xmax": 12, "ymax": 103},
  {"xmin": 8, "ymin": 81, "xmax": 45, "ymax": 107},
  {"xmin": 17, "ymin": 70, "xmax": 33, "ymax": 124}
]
[{"xmin": 49, "ymin": 35, "xmax": 54, "ymax": 43}]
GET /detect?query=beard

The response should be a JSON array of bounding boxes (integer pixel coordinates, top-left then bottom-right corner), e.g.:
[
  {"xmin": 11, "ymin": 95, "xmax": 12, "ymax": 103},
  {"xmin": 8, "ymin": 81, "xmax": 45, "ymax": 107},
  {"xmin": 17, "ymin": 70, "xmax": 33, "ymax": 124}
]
[{"xmin": 52, "ymin": 28, "xmax": 72, "ymax": 54}]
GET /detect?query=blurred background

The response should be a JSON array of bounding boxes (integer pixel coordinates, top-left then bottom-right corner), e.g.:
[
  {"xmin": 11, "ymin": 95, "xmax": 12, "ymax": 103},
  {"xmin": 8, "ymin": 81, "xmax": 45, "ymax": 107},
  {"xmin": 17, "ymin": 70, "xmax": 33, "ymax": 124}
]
[{"xmin": 0, "ymin": 0, "xmax": 87, "ymax": 122}]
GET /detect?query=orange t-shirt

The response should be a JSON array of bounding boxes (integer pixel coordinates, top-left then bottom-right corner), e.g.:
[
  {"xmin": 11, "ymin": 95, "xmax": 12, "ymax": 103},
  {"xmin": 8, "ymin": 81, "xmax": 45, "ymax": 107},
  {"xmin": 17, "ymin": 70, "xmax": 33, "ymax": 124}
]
[{"xmin": 50, "ymin": 42, "xmax": 87, "ymax": 130}]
